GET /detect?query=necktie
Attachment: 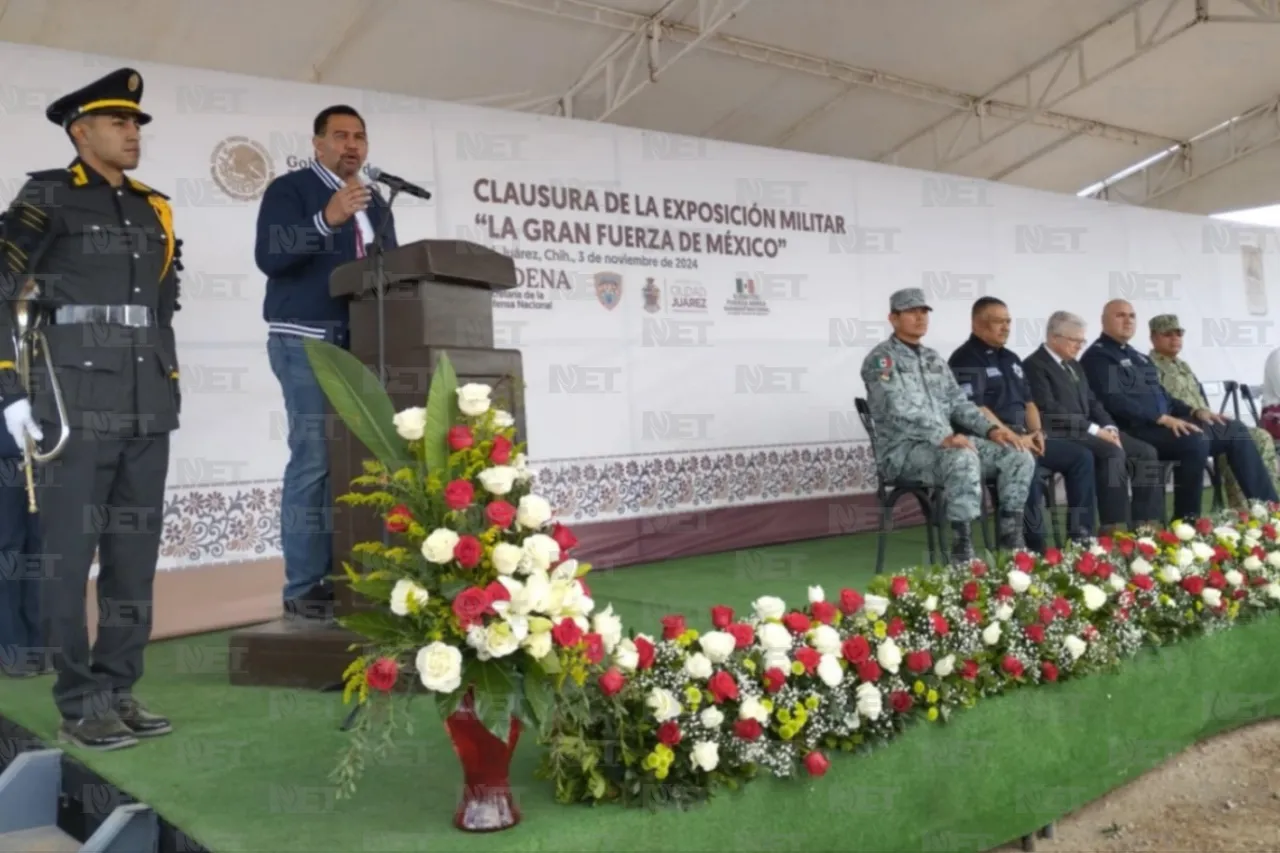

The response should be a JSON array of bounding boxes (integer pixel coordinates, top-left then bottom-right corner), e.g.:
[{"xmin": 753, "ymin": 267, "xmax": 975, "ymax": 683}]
[{"xmin": 355, "ymin": 218, "xmax": 366, "ymax": 259}]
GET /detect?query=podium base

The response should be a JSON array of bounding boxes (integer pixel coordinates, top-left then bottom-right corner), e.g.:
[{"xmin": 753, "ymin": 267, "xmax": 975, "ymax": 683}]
[{"xmin": 227, "ymin": 619, "xmax": 360, "ymax": 690}]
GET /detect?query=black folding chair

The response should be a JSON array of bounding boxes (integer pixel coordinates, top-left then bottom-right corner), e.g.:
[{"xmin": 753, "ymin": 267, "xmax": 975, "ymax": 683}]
[
  {"xmin": 855, "ymin": 398, "xmax": 947, "ymax": 573},
  {"xmin": 980, "ymin": 468, "xmax": 1063, "ymax": 553}
]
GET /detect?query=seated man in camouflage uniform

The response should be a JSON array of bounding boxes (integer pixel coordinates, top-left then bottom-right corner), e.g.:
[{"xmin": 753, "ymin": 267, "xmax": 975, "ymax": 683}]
[
  {"xmin": 1148, "ymin": 313, "xmax": 1280, "ymax": 508},
  {"xmin": 861, "ymin": 287, "xmax": 1037, "ymax": 564}
]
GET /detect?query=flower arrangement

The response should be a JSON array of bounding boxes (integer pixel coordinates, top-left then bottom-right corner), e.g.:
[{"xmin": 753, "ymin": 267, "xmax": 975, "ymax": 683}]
[{"xmin": 538, "ymin": 505, "xmax": 1280, "ymax": 809}]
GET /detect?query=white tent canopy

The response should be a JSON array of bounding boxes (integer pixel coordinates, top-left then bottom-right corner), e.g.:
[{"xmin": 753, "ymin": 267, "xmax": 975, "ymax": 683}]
[{"xmin": 2, "ymin": 0, "xmax": 1280, "ymax": 214}]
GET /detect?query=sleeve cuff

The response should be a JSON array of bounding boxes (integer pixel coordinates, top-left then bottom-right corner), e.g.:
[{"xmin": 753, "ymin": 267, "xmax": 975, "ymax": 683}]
[
  {"xmin": 1087, "ymin": 423, "xmax": 1099, "ymax": 436},
  {"xmin": 313, "ymin": 211, "xmax": 335, "ymax": 236}
]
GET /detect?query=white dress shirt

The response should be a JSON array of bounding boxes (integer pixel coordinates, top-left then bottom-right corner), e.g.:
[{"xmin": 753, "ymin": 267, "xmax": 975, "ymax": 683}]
[
  {"xmin": 1045, "ymin": 346, "xmax": 1113, "ymax": 436},
  {"xmin": 313, "ymin": 161, "xmax": 373, "ymax": 247},
  {"xmin": 1263, "ymin": 347, "xmax": 1280, "ymax": 408}
]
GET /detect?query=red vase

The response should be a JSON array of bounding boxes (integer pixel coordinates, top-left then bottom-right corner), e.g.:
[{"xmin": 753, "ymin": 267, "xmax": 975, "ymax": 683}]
[{"xmin": 443, "ymin": 690, "xmax": 523, "ymax": 832}]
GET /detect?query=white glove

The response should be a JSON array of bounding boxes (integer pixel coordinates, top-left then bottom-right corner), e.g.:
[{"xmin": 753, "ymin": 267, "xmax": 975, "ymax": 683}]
[{"xmin": 4, "ymin": 398, "xmax": 43, "ymax": 450}]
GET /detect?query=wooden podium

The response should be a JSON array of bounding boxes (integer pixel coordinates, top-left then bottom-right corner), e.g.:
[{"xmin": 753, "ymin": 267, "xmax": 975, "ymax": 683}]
[{"xmin": 228, "ymin": 239, "xmax": 521, "ymax": 689}]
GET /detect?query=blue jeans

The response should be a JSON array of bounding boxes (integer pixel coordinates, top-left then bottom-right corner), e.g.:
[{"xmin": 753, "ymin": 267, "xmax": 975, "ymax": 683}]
[
  {"xmin": 0, "ymin": 457, "xmax": 43, "ymax": 672},
  {"xmin": 267, "ymin": 334, "xmax": 333, "ymax": 601}
]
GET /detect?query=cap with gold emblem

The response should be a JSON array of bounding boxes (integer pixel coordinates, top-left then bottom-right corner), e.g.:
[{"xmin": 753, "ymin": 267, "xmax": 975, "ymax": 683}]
[
  {"xmin": 1149, "ymin": 314, "xmax": 1184, "ymax": 334},
  {"xmin": 46, "ymin": 67, "xmax": 151, "ymax": 129}
]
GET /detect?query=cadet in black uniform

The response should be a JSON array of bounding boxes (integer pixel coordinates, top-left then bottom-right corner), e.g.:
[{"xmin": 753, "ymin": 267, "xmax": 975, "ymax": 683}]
[{"xmin": 0, "ymin": 68, "xmax": 181, "ymax": 750}]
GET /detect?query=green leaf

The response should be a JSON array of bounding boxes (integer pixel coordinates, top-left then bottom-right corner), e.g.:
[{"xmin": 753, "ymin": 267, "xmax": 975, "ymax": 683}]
[
  {"xmin": 347, "ymin": 576, "xmax": 394, "ymax": 602},
  {"xmin": 440, "ymin": 581, "xmax": 468, "ymax": 601},
  {"xmin": 464, "ymin": 659, "xmax": 518, "ymax": 741},
  {"xmin": 423, "ymin": 353, "xmax": 459, "ymax": 475},
  {"xmin": 337, "ymin": 610, "xmax": 408, "ymax": 644},
  {"xmin": 522, "ymin": 669, "xmax": 556, "ymax": 733},
  {"xmin": 535, "ymin": 651, "xmax": 562, "ymax": 675},
  {"xmin": 303, "ymin": 338, "xmax": 412, "ymax": 472},
  {"xmin": 434, "ymin": 688, "xmax": 462, "ymax": 721}
]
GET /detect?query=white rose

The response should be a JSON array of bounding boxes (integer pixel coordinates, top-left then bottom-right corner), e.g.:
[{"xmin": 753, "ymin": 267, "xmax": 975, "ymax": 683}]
[
  {"xmin": 1202, "ymin": 588, "xmax": 1223, "ymax": 609},
  {"xmin": 1245, "ymin": 528, "xmax": 1263, "ymax": 544},
  {"xmin": 456, "ymin": 383, "xmax": 492, "ymax": 417},
  {"xmin": 493, "ymin": 409, "xmax": 515, "ymax": 428},
  {"xmin": 1243, "ymin": 556, "xmax": 1263, "ymax": 572},
  {"xmin": 739, "ymin": 696, "xmax": 770, "ymax": 723},
  {"xmin": 1108, "ymin": 573, "xmax": 1126, "ymax": 592},
  {"xmin": 483, "ymin": 621, "xmax": 522, "ymax": 658},
  {"xmin": 1089, "ymin": 544, "xmax": 1107, "ymax": 556},
  {"xmin": 415, "ymin": 642, "xmax": 462, "ymax": 693},
  {"xmin": 646, "ymin": 688, "xmax": 682, "ymax": 722},
  {"xmin": 982, "ymin": 623, "xmax": 1002, "ymax": 646},
  {"xmin": 808, "ymin": 585, "xmax": 825, "ymax": 603},
  {"xmin": 855, "ymin": 682, "xmax": 882, "ymax": 720},
  {"xmin": 1266, "ymin": 582, "xmax": 1280, "ymax": 600},
  {"xmin": 753, "ymin": 596, "xmax": 786, "ymax": 620},
  {"xmin": 522, "ymin": 630, "xmax": 552, "ymax": 660},
  {"xmin": 389, "ymin": 578, "xmax": 430, "ymax": 616},
  {"xmin": 699, "ymin": 707, "xmax": 725, "ymax": 729},
  {"xmin": 1268, "ymin": 552, "xmax": 1280, "ymax": 569},
  {"xmin": 392, "ymin": 406, "xmax": 427, "ymax": 440},
  {"xmin": 1191, "ymin": 542, "xmax": 1216, "ymax": 563},
  {"xmin": 592, "ymin": 605, "xmax": 623, "ymax": 653},
  {"xmin": 521, "ymin": 534, "xmax": 561, "ymax": 573},
  {"xmin": 934, "ymin": 654, "xmax": 955, "ymax": 677},
  {"xmin": 1214, "ymin": 526, "xmax": 1240, "ymax": 542},
  {"xmin": 1173, "ymin": 522, "xmax": 1196, "ymax": 541},
  {"xmin": 1082, "ymin": 584, "xmax": 1107, "ymax": 611},
  {"xmin": 614, "ymin": 638, "xmax": 639, "ymax": 672},
  {"xmin": 1225, "ymin": 569, "xmax": 1245, "ymax": 587},
  {"xmin": 816, "ymin": 654, "xmax": 844, "ymax": 687},
  {"xmin": 477, "ymin": 466, "xmax": 518, "ymax": 496},
  {"xmin": 1064, "ymin": 635, "xmax": 1087, "ymax": 661},
  {"xmin": 684, "ymin": 652, "xmax": 714, "ymax": 680},
  {"xmin": 421, "ymin": 528, "xmax": 460, "ymax": 564},
  {"xmin": 698, "ymin": 631, "xmax": 737, "ymax": 664},
  {"xmin": 1159, "ymin": 566, "xmax": 1182, "ymax": 584},
  {"xmin": 1176, "ymin": 549, "xmax": 1194, "ymax": 569},
  {"xmin": 491, "ymin": 542, "xmax": 523, "ymax": 575},
  {"xmin": 995, "ymin": 604, "xmax": 1014, "ymax": 622},
  {"xmin": 757, "ymin": 622, "xmax": 792, "ymax": 652},
  {"xmin": 809, "ymin": 624, "xmax": 842, "ymax": 656},
  {"xmin": 864, "ymin": 594, "xmax": 890, "ymax": 619},
  {"xmin": 876, "ymin": 637, "xmax": 902, "ymax": 674},
  {"xmin": 763, "ymin": 651, "xmax": 791, "ymax": 673},
  {"xmin": 690, "ymin": 741, "xmax": 719, "ymax": 773},
  {"xmin": 1252, "ymin": 502, "xmax": 1270, "ymax": 519},
  {"xmin": 512, "ymin": 453, "xmax": 534, "ymax": 484},
  {"xmin": 924, "ymin": 594, "xmax": 939, "ymax": 612},
  {"xmin": 516, "ymin": 494, "xmax": 553, "ymax": 529},
  {"xmin": 1130, "ymin": 556, "xmax": 1153, "ymax": 575}
]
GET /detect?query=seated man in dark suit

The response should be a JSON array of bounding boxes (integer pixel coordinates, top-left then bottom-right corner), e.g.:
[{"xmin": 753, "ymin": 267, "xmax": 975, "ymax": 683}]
[
  {"xmin": 1026, "ymin": 311, "xmax": 1164, "ymax": 530},
  {"xmin": 0, "ymin": 410, "xmax": 44, "ymax": 678},
  {"xmin": 949, "ymin": 297, "xmax": 1096, "ymax": 549},
  {"xmin": 1081, "ymin": 299, "xmax": 1278, "ymax": 522}
]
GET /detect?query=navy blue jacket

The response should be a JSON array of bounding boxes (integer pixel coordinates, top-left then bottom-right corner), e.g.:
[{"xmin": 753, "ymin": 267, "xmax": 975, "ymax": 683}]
[
  {"xmin": 948, "ymin": 334, "xmax": 1032, "ymax": 431},
  {"xmin": 1080, "ymin": 333, "xmax": 1195, "ymax": 429},
  {"xmin": 255, "ymin": 162, "xmax": 398, "ymax": 340}
]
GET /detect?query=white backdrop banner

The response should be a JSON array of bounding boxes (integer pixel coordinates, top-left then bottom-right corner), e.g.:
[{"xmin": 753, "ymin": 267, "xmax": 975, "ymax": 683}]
[{"xmin": 3, "ymin": 41, "xmax": 1279, "ymax": 574}]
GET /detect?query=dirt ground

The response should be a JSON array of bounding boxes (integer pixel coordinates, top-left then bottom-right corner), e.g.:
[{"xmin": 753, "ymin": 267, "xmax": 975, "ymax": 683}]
[{"xmin": 995, "ymin": 719, "xmax": 1280, "ymax": 853}]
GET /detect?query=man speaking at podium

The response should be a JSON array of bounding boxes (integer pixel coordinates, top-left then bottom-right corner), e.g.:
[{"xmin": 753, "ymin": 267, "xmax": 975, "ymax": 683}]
[{"xmin": 255, "ymin": 105, "xmax": 398, "ymax": 622}]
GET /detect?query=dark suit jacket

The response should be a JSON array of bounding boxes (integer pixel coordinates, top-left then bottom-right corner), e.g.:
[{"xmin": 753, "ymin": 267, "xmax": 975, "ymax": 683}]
[{"xmin": 1024, "ymin": 344, "xmax": 1116, "ymax": 440}]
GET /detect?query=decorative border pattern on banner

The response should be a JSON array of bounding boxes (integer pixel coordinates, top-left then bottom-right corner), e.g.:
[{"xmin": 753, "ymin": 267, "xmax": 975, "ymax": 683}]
[
  {"xmin": 535, "ymin": 442, "xmax": 879, "ymax": 521},
  {"xmin": 159, "ymin": 481, "xmax": 282, "ymax": 570}
]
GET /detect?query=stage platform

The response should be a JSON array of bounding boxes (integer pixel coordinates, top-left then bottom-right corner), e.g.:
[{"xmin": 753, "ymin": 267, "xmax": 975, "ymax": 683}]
[{"xmin": 2, "ymin": 522, "xmax": 1278, "ymax": 853}]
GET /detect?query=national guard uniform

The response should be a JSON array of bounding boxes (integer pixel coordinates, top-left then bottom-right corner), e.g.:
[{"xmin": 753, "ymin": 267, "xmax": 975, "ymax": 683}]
[
  {"xmin": 0, "ymin": 68, "xmax": 180, "ymax": 749},
  {"xmin": 860, "ymin": 288, "xmax": 1036, "ymax": 563},
  {"xmin": 1147, "ymin": 313, "xmax": 1280, "ymax": 508}
]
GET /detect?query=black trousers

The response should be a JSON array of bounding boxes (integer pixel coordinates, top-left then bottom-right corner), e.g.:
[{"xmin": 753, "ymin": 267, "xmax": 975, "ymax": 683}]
[
  {"xmin": 1125, "ymin": 419, "xmax": 1278, "ymax": 522},
  {"xmin": 0, "ymin": 457, "xmax": 42, "ymax": 673},
  {"xmin": 1025, "ymin": 437, "xmax": 1096, "ymax": 550},
  {"xmin": 1058, "ymin": 433, "xmax": 1163, "ymax": 528},
  {"xmin": 36, "ymin": 429, "xmax": 170, "ymax": 721}
]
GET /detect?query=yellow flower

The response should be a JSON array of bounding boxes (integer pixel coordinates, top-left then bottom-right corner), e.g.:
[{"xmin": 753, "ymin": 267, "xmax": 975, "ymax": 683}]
[
  {"xmin": 655, "ymin": 766, "xmax": 669, "ymax": 780},
  {"xmin": 927, "ymin": 689, "xmax": 939, "ymax": 704},
  {"xmin": 927, "ymin": 707, "xmax": 939, "ymax": 721},
  {"xmin": 790, "ymin": 660, "xmax": 806, "ymax": 677},
  {"xmin": 761, "ymin": 697, "xmax": 774, "ymax": 713},
  {"xmin": 779, "ymin": 724, "xmax": 797, "ymax": 741},
  {"xmin": 677, "ymin": 629, "xmax": 699, "ymax": 647},
  {"xmin": 654, "ymin": 744, "xmax": 673, "ymax": 762},
  {"xmin": 743, "ymin": 659, "xmax": 757, "ymax": 673},
  {"xmin": 873, "ymin": 621, "xmax": 887, "ymax": 639},
  {"xmin": 804, "ymin": 696, "xmax": 820, "ymax": 711},
  {"xmin": 913, "ymin": 680, "xmax": 926, "ymax": 695},
  {"xmin": 684, "ymin": 686, "xmax": 701, "ymax": 708},
  {"xmin": 777, "ymin": 707, "xmax": 792, "ymax": 724}
]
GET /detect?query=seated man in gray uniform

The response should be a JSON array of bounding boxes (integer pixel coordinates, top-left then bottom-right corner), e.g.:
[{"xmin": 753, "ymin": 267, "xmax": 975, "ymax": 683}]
[{"xmin": 861, "ymin": 287, "xmax": 1037, "ymax": 564}]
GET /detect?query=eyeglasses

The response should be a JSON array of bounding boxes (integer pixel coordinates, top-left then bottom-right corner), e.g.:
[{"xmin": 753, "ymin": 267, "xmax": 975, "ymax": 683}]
[{"xmin": 1053, "ymin": 334, "xmax": 1087, "ymax": 345}]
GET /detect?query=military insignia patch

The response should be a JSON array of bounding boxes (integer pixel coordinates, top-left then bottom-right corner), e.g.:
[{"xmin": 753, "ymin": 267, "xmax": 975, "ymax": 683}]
[
  {"xmin": 128, "ymin": 73, "xmax": 140, "ymax": 92},
  {"xmin": 594, "ymin": 271, "xmax": 622, "ymax": 310}
]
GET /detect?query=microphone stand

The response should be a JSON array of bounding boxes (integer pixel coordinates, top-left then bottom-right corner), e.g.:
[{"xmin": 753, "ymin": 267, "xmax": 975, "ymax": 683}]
[{"xmin": 338, "ymin": 185, "xmax": 401, "ymax": 733}]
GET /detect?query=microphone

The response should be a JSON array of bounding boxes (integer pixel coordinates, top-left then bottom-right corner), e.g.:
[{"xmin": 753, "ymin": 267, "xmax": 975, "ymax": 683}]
[{"xmin": 367, "ymin": 166, "xmax": 432, "ymax": 201}]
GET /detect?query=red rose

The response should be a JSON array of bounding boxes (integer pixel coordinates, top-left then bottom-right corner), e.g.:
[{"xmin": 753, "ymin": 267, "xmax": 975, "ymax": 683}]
[
  {"xmin": 451, "ymin": 587, "xmax": 490, "ymax": 629},
  {"xmin": 842, "ymin": 635, "xmax": 871, "ymax": 664},
  {"xmin": 1232, "ymin": 588, "xmax": 1247, "ymax": 600},
  {"xmin": 1024, "ymin": 624, "xmax": 1045, "ymax": 644},
  {"xmin": 1076, "ymin": 553, "xmax": 1097, "ymax": 576},
  {"xmin": 599, "ymin": 668, "xmax": 626, "ymax": 697},
  {"xmin": 484, "ymin": 581, "xmax": 510, "ymax": 614},
  {"xmin": 962, "ymin": 582, "xmax": 980, "ymax": 603},
  {"xmin": 734, "ymin": 719, "xmax": 763, "ymax": 741},
  {"xmin": 661, "ymin": 614, "xmax": 686, "ymax": 640},
  {"xmin": 1052, "ymin": 597, "xmax": 1073, "ymax": 619},
  {"xmin": 1041, "ymin": 661, "xmax": 1059, "ymax": 682},
  {"xmin": 552, "ymin": 618, "xmax": 583, "ymax": 648},
  {"xmin": 804, "ymin": 751, "xmax": 830, "ymax": 777},
  {"xmin": 582, "ymin": 633, "xmax": 605, "ymax": 664},
  {"xmin": 1043, "ymin": 547, "xmax": 1062, "ymax": 566},
  {"xmin": 634, "ymin": 636, "xmax": 655, "ymax": 670},
  {"xmin": 485, "ymin": 501, "xmax": 516, "ymax": 528},
  {"xmin": 1096, "ymin": 563, "xmax": 1113, "ymax": 581},
  {"xmin": 1001, "ymin": 656, "xmax": 1025, "ymax": 678},
  {"xmin": 447, "ymin": 425, "xmax": 473, "ymax": 451},
  {"xmin": 890, "ymin": 576, "xmax": 910, "ymax": 597},
  {"xmin": 1264, "ymin": 524, "xmax": 1277, "ymax": 540},
  {"xmin": 838, "ymin": 588, "xmax": 864, "ymax": 615},
  {"xmin": 551, "ymin": 523, "xmax": 579, "ymax": 554},
  {"xmin": 964, "ymin": 607, "xmax": 982, "ymax": 624},
  {"xmin": 971, "ymin": 561, "xmax": 988, "ymax": 577},
  {"xmin": 886, "ymin": 617, "xmax": 905, "ymax": 638},
  {"xmin": 1097, "ymin": 535, "xmax": 1114, "ymax": 553},
  {"xmin": 793, "ymin": 647, "xmax": 820, "ymax": 674},
  {"xmin": 783, "ymin": 611, "xmax": 811, "ymax": 634},
  {"xmin": 1133, "ymin": 574, "xmax": 1154, "ymax": 591},
  {"xmin": 1038, "ymin": 605, "xmax": 1056, "ymax": 625},
  {"xmin": 1158, "ymin": 530, "xmax": 1178, "ymax": 545},
  {"xmin": 385, "ymin": 504, "xmax": 412, "ymax": 534},
  {"xmin": 961, "ymin": 660, "xmax": 979, "ymax": 680},
  {"xmin": 996, "ymin": 584, "xmax": 1014, "ymax": 600},
  {"xmin": 1207, "ymin": 569, "xmax": 1227, "ymax": 589},
  {"xmin": 489, "ymin": 434, "xmax": 513, "ymax": 464},
  {"xmin": 857, "ymin": 660, "xmax": 881, "ymax": 682},
  {"xmin": 1139, "ymin": 541, "xmax": 1157, "ymax": 558},
  {"xmin": 1196, "ymin": 517, "xmax": 1213, "ymax": 535},
  {"xmin": 905, "ymin": 650, "xmax": 932, "ymax": 674},
  {"xmin": 1014, "ymin": 551, "xmax": 1035, "ymax": 572},
  {"xmin": 929, "ymin": 612, "xmax": 950, "ymax": 636},
  {"xmin": 726, "ymin": 623, "xmax": 754, "ymax": 649},
  {"xmin": 762, "ymin": 668, "xmax": 787, "ymax": 694},
  {"xmin": 656, "ymin": 721, "xmax": 682, "ymax": 746},
  {"xmin": 442, "ymin": 479, "xmax": 475, "ymax": 510},
  {"xmin": 365, "ymin": 657, "xmax": 398, "ymax": 692},
  {"xmin": 889, "ymin": 691, "xmax": 913, "ymax": 713},
  {"xmin": 811, "ymin": 601, "xmax": 837, "ymax": 625},
  {"xmin": 1181, "ymin": 576, "xmax": 1206, "ymax": 596},
  {"xmin": 710, "ymin": 605, "xmax": 734, "ymax": 629},
  {"xmin": 1119, "ymin": 539, "xmax": 1135, "ymax": 557},
  {"xmin": 453, "ymin": 535, "xmax": 483, "ymax": 569},
  {"xmin": 707, "ymin": 671, "xmax": 739, "ymax": 703}
]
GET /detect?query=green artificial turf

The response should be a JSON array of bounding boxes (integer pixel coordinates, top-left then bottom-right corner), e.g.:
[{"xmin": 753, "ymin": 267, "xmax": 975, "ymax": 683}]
[{"xmin": 4, "ymin": 519, "xmax": 1275, "ymax": 852}]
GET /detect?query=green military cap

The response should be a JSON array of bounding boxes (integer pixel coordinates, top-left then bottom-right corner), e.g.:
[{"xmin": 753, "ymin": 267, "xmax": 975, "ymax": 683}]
[
  {"xmin": 46, "ymin": 67, "xmax": 152, "ymax": 129},
  {"xmin": 890, "ymin": 287, "xmax": 932, "ymax": 312},
  {"xmin": 1149, "ymin": 314, "xmax": 1184, "ymax": 334}
]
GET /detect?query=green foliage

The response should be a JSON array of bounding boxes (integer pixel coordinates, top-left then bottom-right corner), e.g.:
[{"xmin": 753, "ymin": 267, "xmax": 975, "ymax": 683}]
[
  {"xmin": 303, "ymin": 338, "xmax": 413, "ymax": 472},
  {"xmin": 423, "ymin": 355, "xmax": 458, "ymax": 474}
]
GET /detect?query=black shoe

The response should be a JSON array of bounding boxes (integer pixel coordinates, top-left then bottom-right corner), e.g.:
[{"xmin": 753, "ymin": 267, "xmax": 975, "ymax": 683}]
[
  {"xmin": 284, "ymin": 580, "xmax": 335, "ymax": 622},
  {"xmin": 58, "ymin": 714, "xmax": 139, "ymax": 751},
  {"xmin": 997, "ymin": 510, "xmax": 1026, "ymax": 551},
  {"xmin": 115, "ymin": 697, "xmax": 173, "ymax": 737},
  {"xmin": 949, "ymin": 521, "xmax": 975, "ymax": 566}
]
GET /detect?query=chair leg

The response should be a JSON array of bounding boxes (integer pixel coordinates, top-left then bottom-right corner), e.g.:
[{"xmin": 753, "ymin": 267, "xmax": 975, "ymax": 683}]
[{"xmin": 875, "ymin": 500, "xmax": 892, "ymax": 575}]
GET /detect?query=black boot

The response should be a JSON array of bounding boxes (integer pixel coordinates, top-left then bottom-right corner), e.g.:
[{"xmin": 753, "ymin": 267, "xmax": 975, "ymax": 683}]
[
  {"xmin": 997, "ymin": 510, "xmax": 1025, "ymax": 551},
  {"xmin": 949, "ymin": 521, "xmax": 975, "ymax": 566}
]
